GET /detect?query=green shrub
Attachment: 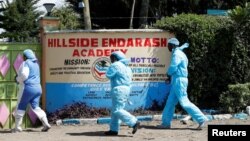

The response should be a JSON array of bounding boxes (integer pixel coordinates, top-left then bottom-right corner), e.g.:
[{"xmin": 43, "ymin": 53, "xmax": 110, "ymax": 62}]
[
  {"xmin": 154, "ymin": 13, "xmax": 250, "ymax": 109},
  {"xmin": 219, "ymin": 83, "xmax": 250, "ymax": 113},
  {"xmin": 154, "ymin": 14, "xmax": 233, "ymax": 108}
]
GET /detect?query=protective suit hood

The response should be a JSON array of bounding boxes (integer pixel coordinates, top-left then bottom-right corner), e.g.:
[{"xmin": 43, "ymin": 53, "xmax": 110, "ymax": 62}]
[
  {"xmin": 111, "ymin": 51, "xmax": 129, "ymax": 65},
  {"xmin": 23, "ymin": 49, "xmax": 37, "ymax": 61},
  {"xmin": 168, "ymin": 38, "xmax": 180, "ymax": 46},
  {"xmin": 168, "ymin": 38, "xmax": 189, "ymax": 51}
]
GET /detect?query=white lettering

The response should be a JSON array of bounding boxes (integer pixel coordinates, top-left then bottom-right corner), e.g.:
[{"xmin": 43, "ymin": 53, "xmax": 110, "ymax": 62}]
[
  {"xmin": 212, "ymin": 129, "xmax": 247, "ymax": 136},
  {"xmin": 212, "ymin": 129, "xmax": 219, "ymax": 136}
]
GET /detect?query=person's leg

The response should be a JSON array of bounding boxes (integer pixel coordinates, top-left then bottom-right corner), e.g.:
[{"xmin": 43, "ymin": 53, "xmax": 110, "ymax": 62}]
[
  {"xmin": 180, "ymin": 115, "xmax": 192, "ymax": 124},
  {"xmin": 30, "ymin": 93, "xmax": 51, "ymax": 132},
  {"xmin": 109, "ymin": 86, "xmax": 139, "ymax": 134},
  {"xmin": 175, "ymin": 78, "xmax": 207, "ymax": 128},
  {"xmin": 16, "ymin": 84, "xmax": 24, "ymax": 110},
  {"xmin": 32, "ymin": 107, "xmax": 51, "ymax": 132},
  {"xmin": 28, "ymin": 85, "xmax": 51, "ymax": 132},
  {"xmin": 13, "ymin": 87, "xmax": 30, "ymax": 133},
  {"xmin": 160, "ymin": 88, "xmax": 178, "ymax": 128},
  {"xmin": 107, "ymin": 108, "xmax": 121, "ymax": 135},
  {"xmin": 113, "ymin": 103, "xmax": 137, "ymax": 127},
  {"xmin": 112, "ymin": 103, "xmax": 139, "ymax": 133},
  {"xmin": 13, "ymin": 110, "xmax": 25, "ymax": 132},
  {"xmin": 105, "ymin": 89, "xmax": 121, "ymax": 135},
  {"xmin": 12, "ymin": 84, "xmax": 25, "ymax": 132}
]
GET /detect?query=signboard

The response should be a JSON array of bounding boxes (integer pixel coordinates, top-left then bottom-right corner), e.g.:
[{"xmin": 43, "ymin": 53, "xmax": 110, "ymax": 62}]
[
  {"xmin": 43, "ymin": 29, "xmax": 171, "ymax": 112},
  {"xmin": 207, "ymin": 9, "xmax": 228, "ymax": 16}
]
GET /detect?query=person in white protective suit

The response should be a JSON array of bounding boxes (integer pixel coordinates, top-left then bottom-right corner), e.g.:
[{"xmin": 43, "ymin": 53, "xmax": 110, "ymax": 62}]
[
  {"xmin": 157, "ymin": 38, "xmax": 208, "ymax": 130},
  {"xmin": 104, "ymin": 51, "xmax": 140, "ymax": 136},
  {"xmin": 12, "ymin": 49, "xmax": 51, "ymax": 133}
]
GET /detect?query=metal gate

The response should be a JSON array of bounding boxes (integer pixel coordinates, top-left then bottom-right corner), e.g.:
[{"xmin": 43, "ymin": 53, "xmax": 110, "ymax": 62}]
[{"xmin": 0, "ymin": 43, "xmax": 41, "ymax": 129}]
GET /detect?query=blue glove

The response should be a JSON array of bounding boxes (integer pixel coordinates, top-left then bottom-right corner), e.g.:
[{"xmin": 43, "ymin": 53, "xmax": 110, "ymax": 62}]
[{"xmin": 165, "ymin": 75, "xmax": 171, "ymax": 84}]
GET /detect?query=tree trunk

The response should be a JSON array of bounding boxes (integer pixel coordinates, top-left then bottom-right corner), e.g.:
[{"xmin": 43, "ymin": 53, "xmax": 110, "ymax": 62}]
[
  {"xmin": 83, "ymin": 0, "xmax": 92, "ymax": 30},
  {"xmin": 139, "ymin": 0, "xmax": 149, "ymax": 28},
  {"xmin": 129, "ymin": 0, "xmax": 136, "ymax": 29}
]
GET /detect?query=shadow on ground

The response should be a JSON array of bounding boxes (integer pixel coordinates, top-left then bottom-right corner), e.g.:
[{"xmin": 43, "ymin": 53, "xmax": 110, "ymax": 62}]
[
  {"xmin": 0, "ymin": 129, "xmax": 41, "ymax": 133},
  {"xmin": 140, "ymin": 125, "xmax": 200, "ymax": 131},
  {"xmin": 66, "ymin": 131, "xmax": 133, "ymax": 137}
]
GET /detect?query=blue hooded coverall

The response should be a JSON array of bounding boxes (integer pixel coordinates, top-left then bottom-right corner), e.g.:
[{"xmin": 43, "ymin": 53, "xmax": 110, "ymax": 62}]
[
  {"xmin": 106, "ymin": 51, "xmax": 138, "ymax": 132},
  {"xmin": 17, "ymin": 49, "xmax": 41, "ymax": 111},
  {"xmin": 161, "ymin": 38, "xmax": 207, "ymax": 127},
  {"xmin": 14, "ymin": 49, "xmax": 50, "ymax": 132}
]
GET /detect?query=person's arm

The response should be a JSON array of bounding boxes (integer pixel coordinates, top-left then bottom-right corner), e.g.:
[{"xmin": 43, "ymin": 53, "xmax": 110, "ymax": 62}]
[
  {"xmin": 167, "ymin": 53, "xmax": 181, "ymax": 76},
  {"xmin": 16, "ymin": 62, "xmax": 29, "ymax": 83},
  {"xmin": 106, "ymin": 64, "xmax": 118, "ymax": 79}
]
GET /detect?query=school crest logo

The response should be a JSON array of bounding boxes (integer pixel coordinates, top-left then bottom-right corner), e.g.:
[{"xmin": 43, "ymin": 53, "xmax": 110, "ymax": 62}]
[{"xmin": 91, "ymin": 57, "xmax": 111, "ymax": 82}]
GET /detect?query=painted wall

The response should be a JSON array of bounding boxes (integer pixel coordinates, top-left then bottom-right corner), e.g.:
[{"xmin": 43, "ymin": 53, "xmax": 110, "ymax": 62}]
[{"xmin": 43, "ymin": 29, "xmax": 171, "ymax": 112}]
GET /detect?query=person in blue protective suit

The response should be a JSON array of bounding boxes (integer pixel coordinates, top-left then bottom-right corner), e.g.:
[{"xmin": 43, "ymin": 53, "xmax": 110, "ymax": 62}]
[
  {"xmin": 104, "ymin": 51, "xmax": 140, "ymax": 136},
  {"xmin": 157, "ymin": 38, "xmax": 207, "ymax": 130},
  {"xmin": 12, "ymin": 49, "xmax": 51, "ymax": 133}
]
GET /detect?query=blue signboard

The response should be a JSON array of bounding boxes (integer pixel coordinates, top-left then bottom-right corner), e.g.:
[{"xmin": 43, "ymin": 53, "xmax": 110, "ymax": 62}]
[{"xmin": 207, "ymin": 9, "xmax": 228, "ymax": 16}]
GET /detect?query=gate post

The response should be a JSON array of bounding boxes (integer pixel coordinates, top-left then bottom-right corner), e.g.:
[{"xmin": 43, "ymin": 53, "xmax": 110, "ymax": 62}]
[{"xmin": 38, "ymin": 17, "xmax": 60, "ymax": 110}]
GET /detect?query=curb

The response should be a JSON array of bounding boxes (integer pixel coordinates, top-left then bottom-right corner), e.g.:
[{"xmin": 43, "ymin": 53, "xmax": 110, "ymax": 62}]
[
  {"xmin": 55, "ymin": 113, "xmax": 249, "ymax": 126},
  {"xmin": 56, "ymin": 118, "xmax": 98, "ymax": 125},
  {"xmin": 97, "ymin": 115, "xmax": 153, "ymax": 124},
  {"xmin": 54, "ymin": 114, "xmax": 186, "ymax": 126}
]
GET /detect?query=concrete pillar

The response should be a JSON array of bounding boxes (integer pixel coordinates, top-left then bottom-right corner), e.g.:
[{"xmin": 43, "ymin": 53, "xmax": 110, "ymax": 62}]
[
  {"xmin": 38, "ymin": 16, "xmax": 60, "ymax": 110},
  {"xmin": 39, "ymin": 17, "xmax": 60, "ymax": 43}
]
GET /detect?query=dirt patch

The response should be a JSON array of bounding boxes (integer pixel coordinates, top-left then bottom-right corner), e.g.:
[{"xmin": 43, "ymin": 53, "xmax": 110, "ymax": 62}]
[{"xmin": 1, "ymin": 118, "xmax": 249, "ymax": 141}]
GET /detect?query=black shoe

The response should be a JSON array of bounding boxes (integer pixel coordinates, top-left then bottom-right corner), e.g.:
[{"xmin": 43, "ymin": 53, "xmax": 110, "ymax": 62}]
[
  {"xmin": 132, "ymin": 122, "xmax": 140, "ymax": 134},
  {"xmin": 104, "ymin": 130, "xmax": 118, "ymax": 136}
]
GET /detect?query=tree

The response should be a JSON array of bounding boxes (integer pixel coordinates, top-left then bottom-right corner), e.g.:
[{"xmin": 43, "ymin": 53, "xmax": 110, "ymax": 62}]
[
  {"xmin": 0, "ymin": 0, "xmax": 10, "ymax": 12},
  {"xmin": 228, "ymin": 2, "xmax": 250, "ymax": 83},
  {"xmin": 61, "ymin": 0, "xmax": 250, "ymax": 29},
  {"xmin": 228, "ymin": 2, "xmax": 250, "ymax": 23},
  {"xmin": 65, "ymin": 0, "xmax": 92, "ymax": 29},
  {"xmin": 51, "ymin": 6, "xmax": 81, "ymax": 30},
  {"xmin": 0, "ymin": 0, "xmax": 11, "ymax": 30},
  {"xmin": 138, "ymin": 0, "xmax": 149, "ymax": 28},
  {"xmin": 83, "ymin": 0, "xmax": 92, "ymax": 29},
  {"xmin": 66, "ymin": 0, "xmax": 134, "ymax": 29},
  {"xmin": 129, "ymin": 0, "xmax": 136, "ymax": 29},
  {"xmin": 0, "ymin": 0, "xmax": 42, "ymax": 42}
]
